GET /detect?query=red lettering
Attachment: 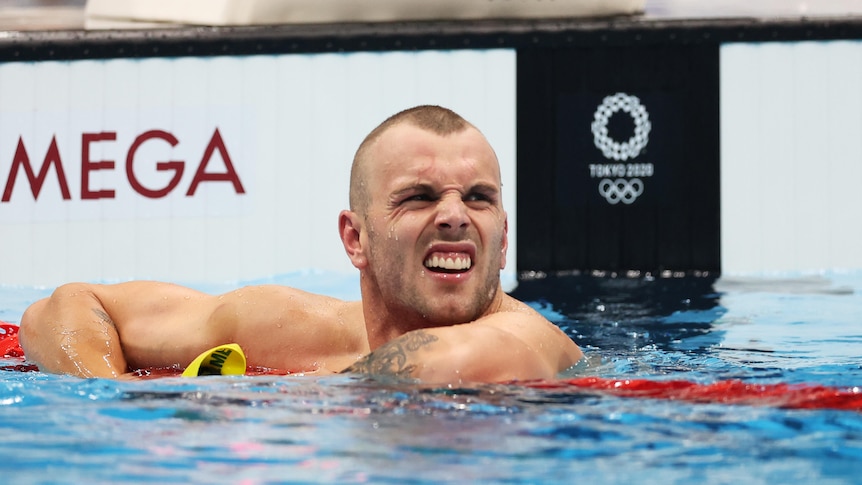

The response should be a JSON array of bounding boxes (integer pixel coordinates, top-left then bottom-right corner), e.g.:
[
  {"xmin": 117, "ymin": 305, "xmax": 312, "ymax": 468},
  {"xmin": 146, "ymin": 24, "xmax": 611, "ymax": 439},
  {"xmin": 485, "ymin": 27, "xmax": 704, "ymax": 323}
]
[
  {"xmin": 126, "ymin": 130, "xmax": 184, "ymax": 199},
  {"xmin": 81, "ymin": 132, "xmax": 117, "ymax": 200},
  {"xmin": 2, "ymin": 136, "xmax": 71, "ymax": 202},
  {"xmin": 1, "ymin": 128, "xmax": 246, "ymax": 203},
  {"xmin": 186, "ymin": 128, "xmax": 246, "ymax": 196}
]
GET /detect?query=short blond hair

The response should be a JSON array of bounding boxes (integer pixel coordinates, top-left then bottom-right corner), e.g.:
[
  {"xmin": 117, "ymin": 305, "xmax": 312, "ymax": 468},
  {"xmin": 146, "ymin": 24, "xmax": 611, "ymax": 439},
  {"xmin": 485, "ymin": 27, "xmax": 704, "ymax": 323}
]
[{"xmin": 349, "ymin": 105, "xmax": 472, "ymax": 214}]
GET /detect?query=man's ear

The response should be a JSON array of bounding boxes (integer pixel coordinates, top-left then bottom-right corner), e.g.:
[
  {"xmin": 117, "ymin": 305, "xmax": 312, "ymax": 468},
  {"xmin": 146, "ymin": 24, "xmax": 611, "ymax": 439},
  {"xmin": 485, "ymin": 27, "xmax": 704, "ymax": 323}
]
[
  {"xmin": 500, "ymin": 214, "xmax": 509, "ymax": 270},
  {"xmin": 339, "ymin": 210, "xmax": 368, "ymax": 269}
]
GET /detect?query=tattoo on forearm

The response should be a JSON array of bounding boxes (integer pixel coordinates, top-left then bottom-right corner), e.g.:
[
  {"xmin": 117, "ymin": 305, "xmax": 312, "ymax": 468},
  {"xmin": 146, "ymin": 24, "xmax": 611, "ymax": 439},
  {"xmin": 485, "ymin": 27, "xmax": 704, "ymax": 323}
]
[
  {"xmin": 343, "ymin": 330, "xmax": 439, "ymax": 378},
  {"xmin": 92, "ymin": 308, "xmax": 116, "ymax": 330}
]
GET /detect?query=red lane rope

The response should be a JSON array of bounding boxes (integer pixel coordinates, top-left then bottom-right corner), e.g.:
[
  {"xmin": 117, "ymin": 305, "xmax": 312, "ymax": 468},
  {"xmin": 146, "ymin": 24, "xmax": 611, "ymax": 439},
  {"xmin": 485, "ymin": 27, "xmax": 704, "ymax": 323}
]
[
  {"xmin": 0, "ymin": 323, "xmax": 25, "ymax": 358},
  {"xmin": 2, "ymin": 320, "xmax": 860, "ymax": 411},
  {"xmin": 526, "ymin": 377, "xmax": 862, "ymax": 412},
  {"xmin": 0, "ymin": 322, "xmax": 39, "ymax": 372}
]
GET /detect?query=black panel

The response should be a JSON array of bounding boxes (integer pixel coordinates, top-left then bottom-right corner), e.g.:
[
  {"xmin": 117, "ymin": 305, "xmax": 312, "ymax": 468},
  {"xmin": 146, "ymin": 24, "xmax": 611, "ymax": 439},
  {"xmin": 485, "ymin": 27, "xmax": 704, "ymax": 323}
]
[
  {"xmin": 517, "ymin": 44, "xmax": 720, "ymax": 275},
  {"xmin": 516, "ymin": 49, "xmax": 557, "ymax": 271}
]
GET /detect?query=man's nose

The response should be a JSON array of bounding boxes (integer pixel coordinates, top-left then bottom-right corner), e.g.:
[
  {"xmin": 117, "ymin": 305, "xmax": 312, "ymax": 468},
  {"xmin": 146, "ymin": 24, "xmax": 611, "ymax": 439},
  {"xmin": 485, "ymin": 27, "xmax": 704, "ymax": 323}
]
[{"xmin": 435, "ymin": 195, "xmax": 470, "ymax": 230}]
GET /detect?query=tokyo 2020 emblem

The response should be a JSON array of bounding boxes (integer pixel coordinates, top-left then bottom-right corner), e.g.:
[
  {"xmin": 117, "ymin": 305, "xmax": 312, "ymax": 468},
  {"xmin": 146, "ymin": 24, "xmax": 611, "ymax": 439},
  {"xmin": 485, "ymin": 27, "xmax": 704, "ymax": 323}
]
[
  {"xmin": 591, "ymin": 93, "xmax": 651, "ymax": 161},
  {"xmin": 589, "ymin": 93, "xmax": 653, "ymax": 205}
]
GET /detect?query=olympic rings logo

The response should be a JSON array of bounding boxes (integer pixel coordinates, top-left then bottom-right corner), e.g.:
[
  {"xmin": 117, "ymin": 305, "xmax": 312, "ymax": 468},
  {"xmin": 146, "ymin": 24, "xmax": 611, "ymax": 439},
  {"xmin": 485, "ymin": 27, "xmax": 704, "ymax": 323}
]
[
  {"xmin": 598, "ymin": 178, "xmax": 643, "ymax": 205},
  {"xmin": 591, "ymin": 93, "xmax": 651, "ymax": 161}
]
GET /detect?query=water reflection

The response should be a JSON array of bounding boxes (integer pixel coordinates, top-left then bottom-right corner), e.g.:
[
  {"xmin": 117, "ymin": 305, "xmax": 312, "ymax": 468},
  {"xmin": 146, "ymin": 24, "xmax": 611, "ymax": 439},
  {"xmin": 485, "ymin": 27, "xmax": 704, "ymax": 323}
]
[{"xmin": 511, "ymin": 274, "xmax": 725, "ymax": 353}]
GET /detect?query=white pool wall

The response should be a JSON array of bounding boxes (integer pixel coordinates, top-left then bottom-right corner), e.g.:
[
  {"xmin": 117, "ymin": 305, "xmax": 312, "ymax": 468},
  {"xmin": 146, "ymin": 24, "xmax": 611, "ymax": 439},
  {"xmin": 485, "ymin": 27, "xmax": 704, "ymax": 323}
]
[
  {"xmin": 0, "ymin": 49, "xmax": 517, "ymax": 287},
  {"xmin": 720, "ymin": 40, "xmax": 862, "ymax": 275}
]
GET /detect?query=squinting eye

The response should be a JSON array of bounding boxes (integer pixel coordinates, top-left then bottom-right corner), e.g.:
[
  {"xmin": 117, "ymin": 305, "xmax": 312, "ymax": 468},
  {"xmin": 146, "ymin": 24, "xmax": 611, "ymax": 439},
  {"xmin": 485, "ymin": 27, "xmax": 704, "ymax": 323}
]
[
  {"xmin": 465, "ymin": 193, "xmax": 492, "ymax": 203},
  {"xmin": 403, "ymin": 194, "xmax": 432, "ymax": 203}
]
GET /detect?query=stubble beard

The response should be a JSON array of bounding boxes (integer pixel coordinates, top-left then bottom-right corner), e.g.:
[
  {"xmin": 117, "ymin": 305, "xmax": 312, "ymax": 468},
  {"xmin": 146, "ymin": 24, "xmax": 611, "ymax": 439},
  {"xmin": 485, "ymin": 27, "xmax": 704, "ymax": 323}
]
[{"xmin": 365, "ymin": 231, "xmax": 502, "ymax": 327}]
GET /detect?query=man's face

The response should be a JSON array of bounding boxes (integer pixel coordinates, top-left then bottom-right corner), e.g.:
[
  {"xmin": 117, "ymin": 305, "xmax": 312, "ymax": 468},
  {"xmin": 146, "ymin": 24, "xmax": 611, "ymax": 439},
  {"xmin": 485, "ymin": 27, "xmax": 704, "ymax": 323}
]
[{"xmin": 359, "ymin": 123, "xmax": 508, "ymax": 325}]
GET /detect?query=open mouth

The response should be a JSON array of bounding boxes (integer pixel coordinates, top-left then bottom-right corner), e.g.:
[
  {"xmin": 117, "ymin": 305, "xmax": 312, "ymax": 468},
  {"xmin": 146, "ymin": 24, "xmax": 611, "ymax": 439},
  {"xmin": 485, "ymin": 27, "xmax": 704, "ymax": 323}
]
[{"xmin": 424, "ymin": 253, "xmax": 472, "ymax": 274}]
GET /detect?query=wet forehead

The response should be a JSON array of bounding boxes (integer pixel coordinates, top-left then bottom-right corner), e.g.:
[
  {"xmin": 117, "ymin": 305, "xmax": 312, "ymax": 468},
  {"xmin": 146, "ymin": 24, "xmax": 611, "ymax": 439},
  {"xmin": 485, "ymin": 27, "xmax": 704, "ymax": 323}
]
[{"xmin": 368, "ymin": 123, "xmax": 501, "ymax": 190}]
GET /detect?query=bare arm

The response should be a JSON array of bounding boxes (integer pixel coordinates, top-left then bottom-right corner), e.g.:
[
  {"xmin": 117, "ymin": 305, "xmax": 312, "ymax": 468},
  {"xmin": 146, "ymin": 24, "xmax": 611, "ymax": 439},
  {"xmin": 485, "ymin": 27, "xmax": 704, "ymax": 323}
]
[
  {"xmin": 20, "ymin": 281, "xmax": 364, "ymax": 378},
  {"xmin": 342, "ymin": 313, "xmax": 583, "ymax": 384},
  {"xmin": 19, "ymin": 281, "xmax": 222, "ymax": 377},
  {"xmin": 20, "ymin": 289, "xmax": 126, "ymax": 377}
]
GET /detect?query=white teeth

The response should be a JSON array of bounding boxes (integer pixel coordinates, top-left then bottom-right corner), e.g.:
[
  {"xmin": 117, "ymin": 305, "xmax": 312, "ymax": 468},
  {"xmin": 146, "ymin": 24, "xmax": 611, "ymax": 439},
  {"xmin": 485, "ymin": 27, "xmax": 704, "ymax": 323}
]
[{"xmin": 424, "ymin": 255, "xmax": 472, "ymax": 271}]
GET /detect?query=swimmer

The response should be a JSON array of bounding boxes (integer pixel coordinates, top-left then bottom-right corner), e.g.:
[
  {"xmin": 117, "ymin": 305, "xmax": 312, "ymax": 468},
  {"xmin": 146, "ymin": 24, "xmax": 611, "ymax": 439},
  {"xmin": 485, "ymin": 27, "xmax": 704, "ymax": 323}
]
[{"xmin": 18, "ymin": 105, "xmax": 583, "ymax": 383}]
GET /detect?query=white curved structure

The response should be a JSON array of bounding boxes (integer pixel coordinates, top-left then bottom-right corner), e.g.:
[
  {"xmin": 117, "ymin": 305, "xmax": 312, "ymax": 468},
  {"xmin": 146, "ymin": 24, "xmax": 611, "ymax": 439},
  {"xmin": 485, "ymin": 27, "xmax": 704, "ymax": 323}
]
[{"xmin": 84, "ymin": 0, "xmax": 645, "ymax": 26}]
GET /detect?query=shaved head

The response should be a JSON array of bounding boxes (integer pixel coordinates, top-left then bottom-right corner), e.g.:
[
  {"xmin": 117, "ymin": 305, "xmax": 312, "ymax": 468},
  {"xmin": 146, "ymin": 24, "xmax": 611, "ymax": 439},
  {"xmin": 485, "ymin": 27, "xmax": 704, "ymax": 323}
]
[{"xmin": 349, "ymin": 105, "xmax": 473, "ymax": 215}]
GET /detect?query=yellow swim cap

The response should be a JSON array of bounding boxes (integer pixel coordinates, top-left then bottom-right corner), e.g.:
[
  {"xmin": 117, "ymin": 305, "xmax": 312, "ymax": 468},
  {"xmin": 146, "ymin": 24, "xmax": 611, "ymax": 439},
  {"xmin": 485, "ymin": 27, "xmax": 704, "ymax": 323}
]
[{"xmin": 182, "ymin": 343, "xmax": 247, "ymax": 377}]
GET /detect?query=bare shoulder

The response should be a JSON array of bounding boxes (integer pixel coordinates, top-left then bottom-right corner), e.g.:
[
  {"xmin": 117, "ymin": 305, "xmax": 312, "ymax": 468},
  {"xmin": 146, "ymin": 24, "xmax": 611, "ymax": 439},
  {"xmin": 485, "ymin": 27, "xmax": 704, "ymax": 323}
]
[
  {"xmin": 339, "ymin": 293, "xmax": 582, "ymax": 383},
  {"xmin": 214, "ymin": 284, "xmax": 362, "ymax": 327},
  {"xmin": 201, "ymin": 284, "xmax": 364, "ymax": 338},
  {"xmin": 211, "ymin": 285, "xmax": 368, "ymax": 371},
  {"xmin": 478, "ymin": 294, "xmax": 583, "ymax": 367},
  {"xmin": 485, "ymin": 294, "xmax": 564, "ymax": 335}
]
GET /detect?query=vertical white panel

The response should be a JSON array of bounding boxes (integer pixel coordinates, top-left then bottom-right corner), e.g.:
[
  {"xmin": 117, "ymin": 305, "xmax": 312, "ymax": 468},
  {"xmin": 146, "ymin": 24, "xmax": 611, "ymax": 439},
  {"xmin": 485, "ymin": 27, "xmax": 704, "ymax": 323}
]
[
  {"xmin": 755, "ymin": 44, "xmax": 797, "ymax": 271},
  {"xmin": 721, "ymin": 40, "xmax": 862, "ymax": 274},
  {"xmin": 165, "ymin": 57, "xmax": 209, "ymax": 281},
  {"xmin": 271, "ymin": 54, "xmax": 313, "ymax": 283},
  {"xmin": 237, "ymin": 54, "xmax": 279, "ymax": 283},
  {"xmin": 32, "ymin": 62, "xmax": 72, "ymax": 284},
  {"xmin": 66, "ymin": 60, "xmax": 106, "ymax": 283},
  {"xmin": 721, "ymin": 43, "xmax": 761, "ymax": 273},
  {"xmin": 791, "ymin": 42, "xmax": 831, "ymax": 269},
  {"xmin": 0, "ymin": 63, "xmax": 36, "ymax": 284},
  {"xmin": 199, "ymin": 57, "xmax": 241, "ymax": 281},
  {"xmin": 307, "ymin": 54, "xmax": 352, "ymax": 275},
  {"xmin": 100, "ymin": 59, "xmax": 143, "ymax": 282},
  {"xmin": 826, "ymin": 42, "xmax": 862, "ymax": 268}
]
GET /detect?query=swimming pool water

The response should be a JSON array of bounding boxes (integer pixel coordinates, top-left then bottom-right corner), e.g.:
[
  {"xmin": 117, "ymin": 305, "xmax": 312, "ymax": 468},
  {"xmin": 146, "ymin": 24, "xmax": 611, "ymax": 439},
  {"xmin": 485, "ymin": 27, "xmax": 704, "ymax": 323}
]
[{"xmin": 2, "ymin": 271, "xmax": 861, "ymax": 484}]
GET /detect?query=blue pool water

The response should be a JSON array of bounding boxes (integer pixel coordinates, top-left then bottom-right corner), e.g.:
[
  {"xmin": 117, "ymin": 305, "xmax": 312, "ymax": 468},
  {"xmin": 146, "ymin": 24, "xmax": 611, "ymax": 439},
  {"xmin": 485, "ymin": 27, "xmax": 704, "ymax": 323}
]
[{"xmin": 2, "ymin": 271, "xmax": 861, "ymax": 484}]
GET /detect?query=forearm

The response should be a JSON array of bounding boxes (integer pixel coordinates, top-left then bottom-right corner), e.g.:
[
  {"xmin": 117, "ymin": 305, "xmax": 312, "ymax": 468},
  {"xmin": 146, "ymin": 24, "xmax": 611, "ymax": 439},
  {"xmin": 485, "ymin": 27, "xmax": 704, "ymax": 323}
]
[{"xmin": 19, "ymin": 284, "xmax": 128, "ymax": 378}]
